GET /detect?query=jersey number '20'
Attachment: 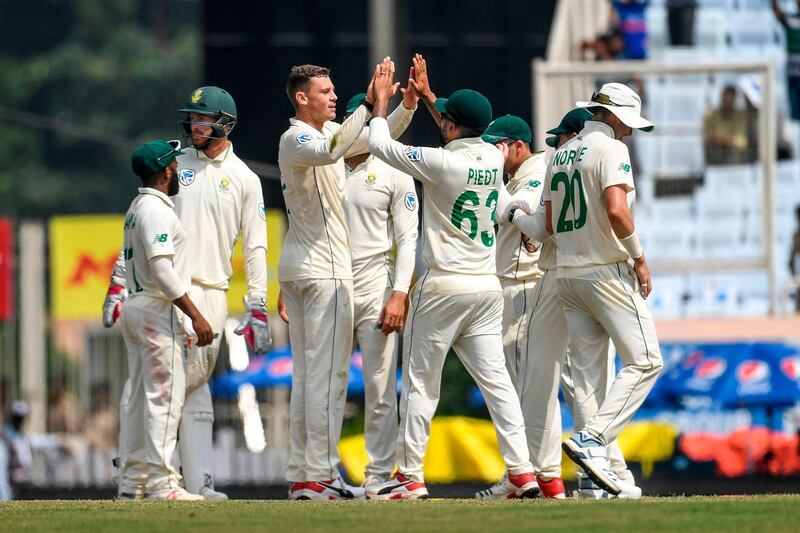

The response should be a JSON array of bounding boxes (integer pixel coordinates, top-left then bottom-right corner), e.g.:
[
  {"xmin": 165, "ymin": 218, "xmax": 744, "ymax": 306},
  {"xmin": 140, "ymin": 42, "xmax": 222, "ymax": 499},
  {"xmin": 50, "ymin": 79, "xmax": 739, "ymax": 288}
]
[
  {"xmin": 551, "ymin": 170, "xmax": 587, "ymax": 233},
  {"xmin": 450, "ymin": 190, "xmax": 498, "ymax": 247}
]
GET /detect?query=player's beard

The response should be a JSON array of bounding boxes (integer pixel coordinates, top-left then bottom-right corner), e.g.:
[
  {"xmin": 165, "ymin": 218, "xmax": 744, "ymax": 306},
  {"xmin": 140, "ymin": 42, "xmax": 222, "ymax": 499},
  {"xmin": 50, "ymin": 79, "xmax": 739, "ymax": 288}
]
[
  {"xmin": 167, "ymin": 171, "xmax": 180, "ymax": 196},
  {"xmin": 438, "ymin": 131, "xmax": 447, "ymax": 146}
]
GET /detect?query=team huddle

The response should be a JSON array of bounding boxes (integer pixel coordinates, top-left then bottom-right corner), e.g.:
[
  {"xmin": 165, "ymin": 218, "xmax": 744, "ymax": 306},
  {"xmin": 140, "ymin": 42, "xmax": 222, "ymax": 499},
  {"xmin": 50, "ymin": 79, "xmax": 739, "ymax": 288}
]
[{"xmin": 104, "ymin": 53, "xmax": 663, "ymax": 501}]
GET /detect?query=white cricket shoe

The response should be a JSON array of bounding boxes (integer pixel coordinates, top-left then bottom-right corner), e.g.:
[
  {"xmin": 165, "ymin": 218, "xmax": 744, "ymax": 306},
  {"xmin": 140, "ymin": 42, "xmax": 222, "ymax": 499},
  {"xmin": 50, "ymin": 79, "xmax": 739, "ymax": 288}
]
[
  {"xmin": 288, "ymin": 482, "xmax": 308, "ymax": 500},
  {"xmin": 116, "ymin": 489, "xmax": 143, "ymax": 501},
  {"xmin": 562, "ymin": 431, "xmax": 621, "ymax": 496},
  {"xmin": 362, "ymin": 474, "xmax": 389, "ymax": 490},
  {"xmin": 474, "ymin": 471, "xmax": 540, "ymax": 500},
  {"xmin": 303, "ymin": 478, "xmax": 366, "ymax": 500},
  {"xmin": 145, "ymin": 487, "xmax": 204, "ymax": 501},
  {"xmin": 574, "ymin": 475, "xmax": 642, "ymax": 499},
  {"xmin": 366, "ymin": 473, "xmax": 429, "ymax": 500},
  {"xmin": 200, "ymin": 485, "xmax": 229, "ymax": 500}
]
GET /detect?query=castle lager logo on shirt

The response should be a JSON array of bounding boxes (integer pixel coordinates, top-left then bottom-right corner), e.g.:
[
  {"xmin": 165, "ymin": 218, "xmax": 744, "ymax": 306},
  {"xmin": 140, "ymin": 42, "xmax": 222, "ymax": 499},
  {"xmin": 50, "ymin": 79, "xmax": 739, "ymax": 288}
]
[
  {"xmin": 619, "ymin": 162, "xmax": 632, "ymax": 173},
  {"xmin": 405, "ymin": 192, "xmax": 417, "ymax": 211},
  {"xmin": 179, "ymin": 169, "xmax": 196, "ymax": 186},
  {"xmin": 190, "ymin": 89, "xmax": 203, "ymax": 104},
  {"xmin": 404, "ymin": 146, "xmax": 421, "ymax": 162},
  {"xmin": 365, "ymin": 173, "xmax": 377, "ymax": 186},
  {"xmin": 219, "ymin": 176, "xmax": 231, "ymax": 191}
]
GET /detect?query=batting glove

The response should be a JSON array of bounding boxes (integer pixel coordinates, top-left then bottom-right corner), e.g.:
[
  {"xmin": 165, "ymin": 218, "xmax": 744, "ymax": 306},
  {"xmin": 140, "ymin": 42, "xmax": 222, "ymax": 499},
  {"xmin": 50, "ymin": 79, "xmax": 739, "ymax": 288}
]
[
  {"xmin": 234, "ymin": 296, "xmax": 273, "ymax": 354},
  {"xmin": 102, "ymin": 284, "xmax": 128, "ymax": 328}
]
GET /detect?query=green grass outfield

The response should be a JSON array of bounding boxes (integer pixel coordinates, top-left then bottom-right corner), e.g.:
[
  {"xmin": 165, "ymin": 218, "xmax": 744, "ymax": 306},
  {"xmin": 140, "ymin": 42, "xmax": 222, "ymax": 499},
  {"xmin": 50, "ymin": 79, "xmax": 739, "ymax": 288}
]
[{"xmin": 2, "ymin": 496, "xmax": 800, "ymax": 532}]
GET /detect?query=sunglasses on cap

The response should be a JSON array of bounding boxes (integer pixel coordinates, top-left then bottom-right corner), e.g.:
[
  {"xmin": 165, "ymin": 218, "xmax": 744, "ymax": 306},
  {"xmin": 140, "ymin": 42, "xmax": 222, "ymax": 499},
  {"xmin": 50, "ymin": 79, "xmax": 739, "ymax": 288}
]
[
  {"xmin": 590, "ymin": 90, "xmax": 635, "ymax": 109},
  {"xmin": 157, "ymin": 139, "xmax": 183, "ymax": 161}
]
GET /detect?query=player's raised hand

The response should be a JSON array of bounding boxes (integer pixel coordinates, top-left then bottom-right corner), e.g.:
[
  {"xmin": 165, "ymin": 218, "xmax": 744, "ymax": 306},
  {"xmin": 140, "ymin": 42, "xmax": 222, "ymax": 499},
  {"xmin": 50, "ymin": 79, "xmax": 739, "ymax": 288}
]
[
  {"xmin": 400, "ymin": 66, "xmax": 419, "ymax": 110},
  {"xmin": 633, "ymin": 256, "xmax": 652, "ymax": 299},
  {"xmin": 373, "ymin": 56, "xmax": 400, "ymax": 103},
  {"xmin": 409, "ymin": 53, "xmax": 433, "ymax": 101}
]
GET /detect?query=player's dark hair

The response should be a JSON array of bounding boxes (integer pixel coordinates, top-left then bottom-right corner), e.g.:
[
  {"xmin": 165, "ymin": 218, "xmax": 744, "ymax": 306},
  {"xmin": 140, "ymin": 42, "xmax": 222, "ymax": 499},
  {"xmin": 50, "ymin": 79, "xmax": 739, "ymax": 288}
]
[
  {"xmin": 457, "ymin": 125, "xmax": 485, "ymax": 138},
  {"xmin": 286, "ymin": 65, "xmax": 331, "ymax": 108}
]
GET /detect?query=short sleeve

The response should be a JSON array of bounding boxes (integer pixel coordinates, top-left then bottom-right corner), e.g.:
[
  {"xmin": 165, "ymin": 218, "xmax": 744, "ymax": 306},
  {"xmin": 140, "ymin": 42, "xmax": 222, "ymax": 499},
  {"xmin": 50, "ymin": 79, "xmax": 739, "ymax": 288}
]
[
  {"xmin": 139, "ymin": 209, "xmax": 177, "ymax": 260},
  {"xmin": 597, "ymin": 142, "xmax": 635, "ymax": 192}
]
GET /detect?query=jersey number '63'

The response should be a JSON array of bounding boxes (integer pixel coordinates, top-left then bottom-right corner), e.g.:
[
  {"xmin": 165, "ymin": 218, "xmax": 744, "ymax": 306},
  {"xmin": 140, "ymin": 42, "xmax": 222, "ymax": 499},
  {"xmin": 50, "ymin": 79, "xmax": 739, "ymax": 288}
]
[
  {"xmin": 450, "ymin": 190, "xmax": 498, "ymax": 247},
  {"xmin": 551, "ymin": 169, "xmax": 587, "ymax": 233}
]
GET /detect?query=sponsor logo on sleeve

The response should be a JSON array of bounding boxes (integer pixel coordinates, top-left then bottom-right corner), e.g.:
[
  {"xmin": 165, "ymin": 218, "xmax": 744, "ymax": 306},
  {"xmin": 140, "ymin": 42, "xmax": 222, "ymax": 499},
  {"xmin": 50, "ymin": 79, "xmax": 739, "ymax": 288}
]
[
  {"xmin": 404, "ymin": 192, "xmax": 417, "ymax": 211},
  {"xmin": 528, "ymin": 180, "xmax": 541, "ymax": 188},
  {"xmin": 153, "ymin": 233, "xmax": 169, "ymax": 244},
  {"xmin": 296, "ymin": 132, "xmax": 312, "ymax": 145},
  {"xmin": 178, "ymin": 169, "xmax": 196, "ymax": 186},
  {"xmin": 404, "ymin": 147, "xmax": 421, "ymax": 162},
  {"xmin": 618, "ymin": 162, "xmax": 632, "ymax": 173},
  {"xmin": 259, "ymin": 203, "xmax": 266, "ymax": 220}
]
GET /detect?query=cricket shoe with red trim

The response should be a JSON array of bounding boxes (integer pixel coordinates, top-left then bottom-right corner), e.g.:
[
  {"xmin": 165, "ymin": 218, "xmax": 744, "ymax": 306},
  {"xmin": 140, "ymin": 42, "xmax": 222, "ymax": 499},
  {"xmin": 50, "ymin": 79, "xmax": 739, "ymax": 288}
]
[
  {"xmin": 287, "ymin": 482, "xmax": 308, "ymax": 500},
  {"xmin": 366, "ymin": 473, "xmax": 429, "ymax": 500},
  {"xmin": 537, "ymin": 476, "xmax": 566, "ymax": 499},
  {"xmin": 145, "ymin": 487, "xmax": 204, "ymax": 500},
  {"xmin": 303, "ymin": 478, "xmax": 366, "ymax": 500},
  {"xmin": 474, "ymin": 471, "xmax": 540, "ymax": 500}
]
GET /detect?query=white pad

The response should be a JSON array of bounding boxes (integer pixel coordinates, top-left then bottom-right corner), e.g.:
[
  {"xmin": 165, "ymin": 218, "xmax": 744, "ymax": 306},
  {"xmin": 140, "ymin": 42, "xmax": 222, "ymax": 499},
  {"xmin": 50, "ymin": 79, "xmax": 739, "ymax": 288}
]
[
  {"xmin": 179, "ymin": 384, "xmax": 215, "ymax": 493},
  {"xmin": 237, "ymin": 383, "xmax": 267, "ymax": 453},
  {"xmin": 226, "ymin": 318, "xmax": 250, "ymax": 371}
]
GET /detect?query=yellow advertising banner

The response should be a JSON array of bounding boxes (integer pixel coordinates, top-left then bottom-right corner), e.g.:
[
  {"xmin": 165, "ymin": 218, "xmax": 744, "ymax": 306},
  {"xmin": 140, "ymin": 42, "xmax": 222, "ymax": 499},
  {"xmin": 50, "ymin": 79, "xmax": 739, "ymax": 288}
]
[{"xmin": 50, "ymin": 211, "xmax": 285, "ymax": 320}]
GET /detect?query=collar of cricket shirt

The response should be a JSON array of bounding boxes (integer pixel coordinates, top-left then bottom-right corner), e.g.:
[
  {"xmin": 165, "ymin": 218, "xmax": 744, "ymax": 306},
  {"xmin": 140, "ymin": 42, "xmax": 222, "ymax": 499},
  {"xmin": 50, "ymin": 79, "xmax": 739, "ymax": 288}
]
[
  {"xmin": 197, "ymin": 141, "xmax": 233, "ymax": 163},
  {"xmin": 508, "ymin": 151, "xmax": 546, "ymax": 189},
  {"xmin": 444, "ymin": 136, "xmax": 486, "ymax": 151},
  {"xmin": 138, "ymin": 187, "xmax": 175, "ymax": 208},
  {"xmin": 579, "ymin": 120, "xmax": 616, "ymax": 139}
]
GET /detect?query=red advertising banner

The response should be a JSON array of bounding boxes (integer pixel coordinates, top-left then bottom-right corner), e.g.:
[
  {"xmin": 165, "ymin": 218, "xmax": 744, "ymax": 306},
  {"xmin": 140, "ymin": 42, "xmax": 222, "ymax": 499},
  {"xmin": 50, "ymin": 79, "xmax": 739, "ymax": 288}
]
[{"xmin": 0, "ymin": 219, "xmax": 14, "ymax": 320}]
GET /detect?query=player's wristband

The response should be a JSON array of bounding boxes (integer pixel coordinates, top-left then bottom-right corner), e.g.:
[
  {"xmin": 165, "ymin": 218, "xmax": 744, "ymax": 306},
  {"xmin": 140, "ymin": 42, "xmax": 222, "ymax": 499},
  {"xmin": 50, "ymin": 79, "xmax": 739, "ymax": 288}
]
[
  {"xmin": 620, "ymin": 231, "xmax": 643, "ymax": 260},
  {"xmin": 361, "ymin": 99, "xmax": 374, "ymax": 113}
]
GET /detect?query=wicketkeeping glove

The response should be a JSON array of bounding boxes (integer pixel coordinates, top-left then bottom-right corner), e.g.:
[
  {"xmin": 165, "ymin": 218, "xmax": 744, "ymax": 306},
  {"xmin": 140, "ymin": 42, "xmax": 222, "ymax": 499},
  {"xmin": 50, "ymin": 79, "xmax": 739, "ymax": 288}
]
[
  {"xmin": 234, "ymin": 296, "xmax": 273, "ymax": 354},
  {"xmin": 102, "ymin": 284, "xmax": 128, "ymax": 328}
]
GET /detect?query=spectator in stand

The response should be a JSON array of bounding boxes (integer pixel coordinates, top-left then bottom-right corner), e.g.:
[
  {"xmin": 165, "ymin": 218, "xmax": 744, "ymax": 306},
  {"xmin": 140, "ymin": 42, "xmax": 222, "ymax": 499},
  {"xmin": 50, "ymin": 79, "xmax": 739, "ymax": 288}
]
[
  {"xmin": 704, "ymin": 85, "xmax": 753, "ymax": 166},
  {"xmin": 86, "ymin": 383, "xmax": 117, "ymax": 481},
  {"xmin": 47, "ymin": 378, "xmax": 83, "ymax": 435},
  {"xmin": 611, "ymin": 0, "xmax": 649, "ymax": 60},
  {"xmin": 2, "ymin": 401, "xmax": 32, "ymax": 499},
  {"xmin": 772, "ymin": 0, "xmax": 800, "ymax": 121},
  {"xmin": 580, "ymin": 29, "xmax": 625, "ymax": 61}
]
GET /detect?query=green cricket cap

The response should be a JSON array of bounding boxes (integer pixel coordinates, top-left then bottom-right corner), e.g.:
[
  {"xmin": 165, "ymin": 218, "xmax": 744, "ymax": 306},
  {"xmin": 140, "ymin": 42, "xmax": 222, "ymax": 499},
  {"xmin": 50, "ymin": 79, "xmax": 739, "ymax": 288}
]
[
  {"xmin": 434, "ymin": 89, "xmax": 493, "ymax": 131},
  {"xmin": 346, "ymin": 93, "xmax": 368, "ymax": 114},
  {"xmin": 546, "ymin": 108, "xmax": 593, "ymax": 137},
  {"xmin": 131, "ymin": 140, "xmax": 184, "ymax": 179},
  {"xmin": 481, "ymin": 114, "xmax": 532, "ymax": 144}
]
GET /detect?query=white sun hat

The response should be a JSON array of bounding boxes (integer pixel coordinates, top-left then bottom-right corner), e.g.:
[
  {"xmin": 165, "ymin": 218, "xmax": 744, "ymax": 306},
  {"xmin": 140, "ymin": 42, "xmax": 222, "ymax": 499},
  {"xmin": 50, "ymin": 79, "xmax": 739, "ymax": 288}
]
[{"xmin": 576, "ymin": 82, "xmax": 654, "ymax": 132}]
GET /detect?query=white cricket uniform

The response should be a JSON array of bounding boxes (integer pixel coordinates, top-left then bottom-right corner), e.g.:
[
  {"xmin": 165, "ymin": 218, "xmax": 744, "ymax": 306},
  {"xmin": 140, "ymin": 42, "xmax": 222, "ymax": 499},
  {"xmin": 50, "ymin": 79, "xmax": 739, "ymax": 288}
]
[
  {"xmin": 118, "ymin": 187, "xmax": 189, "ymax": 495},
  {"xmin": 369, "ymin": 118, "xmax": 534, "ymax": 481},
  {"xmin": 543, "ymin": 120, "xmax": 662, "ymax": 444},
  {"xmin": 278, "ymin": 103, "xmax": 414, "ymax": 482},
  {"xmin": 175, "ymin": 143, "xmax": 268, "ymax": 494},
  {"xmin": 344, "ymin": 155, "xmax": 418, "ymax": 479},
  {"xmin": 495, "ymin": 153, "xmax": 546, "ymax": 387}
]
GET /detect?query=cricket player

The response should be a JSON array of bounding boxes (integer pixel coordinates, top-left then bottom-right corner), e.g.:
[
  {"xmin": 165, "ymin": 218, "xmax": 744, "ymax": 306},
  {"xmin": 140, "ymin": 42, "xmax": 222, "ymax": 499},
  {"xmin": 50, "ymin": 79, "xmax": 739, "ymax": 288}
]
[
  {"xmin": 342, "ymin": 92, "xmax": 419, "ymax": 490},
  {"xmin": 279, "ymin": 59, "xmax": 415, "ymax": 501},
  {"xmin": 512, "ymin": 107, "xmax": 642, "ymax": 499},
  {"xmin": 118, "ymin": 140, "xmax": 213, "ymax": 501},
  {"xmin": 531, "ymin": 83, "xmax": 663, "ymax": 495},
  {"xmin": 105, "ymin": 86, "xmax": 270, "ymax": 500},
  {"xmin": 365, "ymin": 54, "xmax": 539, "ymax": 500}
]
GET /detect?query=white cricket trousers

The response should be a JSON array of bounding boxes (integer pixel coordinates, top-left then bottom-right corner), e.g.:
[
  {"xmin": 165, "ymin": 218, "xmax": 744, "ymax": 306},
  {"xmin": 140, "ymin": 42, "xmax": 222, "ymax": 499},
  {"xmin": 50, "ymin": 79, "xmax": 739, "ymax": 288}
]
[
  {"xmin": 557, "ymin": 262, "xmax": 663, "ymax": 444},
  {"xmin": 500, "ymin": 278, "xmax": 536, "ymax": 388},
  {"xmin": 561, "ymin": 345, "xmax": 634, "ymax": 483},
  {"xmin": 119, "ymin": 301, "xmax": 185, "ymax": 494},
  {"xmin": 518, "ymin": 271, "xmax": 568, "ymax": 481},
  {"xmin": 396, "ymin": 274, "xmax": 533, "ymax": 481},
  {"xmin": 180, "ymin": 284, "xmax": 228, "ymax": 493},
  {"xmin": 353, "ymin": 285, "xmax": 398, "ymax": 479},
  {"xmin": 282, "ymin": 278, "xmax": 354, "ymax": 481}
]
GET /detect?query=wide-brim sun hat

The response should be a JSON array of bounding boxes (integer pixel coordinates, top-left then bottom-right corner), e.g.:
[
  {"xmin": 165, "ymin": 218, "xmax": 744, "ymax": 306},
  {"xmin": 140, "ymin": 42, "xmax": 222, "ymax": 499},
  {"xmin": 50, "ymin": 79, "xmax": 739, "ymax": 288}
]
[{"xmin": 576, "ymin": 82, "xmax": 654, "ymax": 132}]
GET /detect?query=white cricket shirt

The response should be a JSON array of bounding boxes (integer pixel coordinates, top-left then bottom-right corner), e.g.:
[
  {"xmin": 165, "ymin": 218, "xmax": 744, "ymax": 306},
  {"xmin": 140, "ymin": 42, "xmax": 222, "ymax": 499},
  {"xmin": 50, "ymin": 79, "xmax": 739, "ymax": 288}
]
[
  {"xmin": 496, "ymin": 152, "xmax": 546, "ymax": 281},
  {"xmin": 368, "ymin": 118, "xmax": 504, "ymax": 294},
  {"xmin": 542, "ymin": 120, "xmax": 636, "ymax": 271},
  {"xmin": 123, "ymin": 187, "xmax": 189, "ymax": 309},
  {"xmin": 278, "ymin": 104, "xmax": 414, "ymax": 281},
  {"xmin": 344, "ymin": 155, "xmax": 418, "ymax": 297},
  {"xmin": 173, "ymin": 143, "xmax": 268, "ymax": 299}
]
